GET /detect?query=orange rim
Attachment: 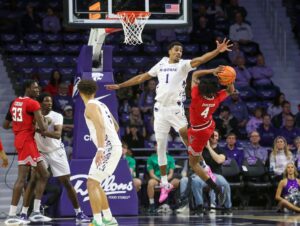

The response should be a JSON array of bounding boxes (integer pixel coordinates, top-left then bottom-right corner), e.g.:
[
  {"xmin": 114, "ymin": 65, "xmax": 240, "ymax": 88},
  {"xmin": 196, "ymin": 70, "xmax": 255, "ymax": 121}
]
[{"xmin": 117, "ymin": 11, "xmax": 151, "ymax": 24}]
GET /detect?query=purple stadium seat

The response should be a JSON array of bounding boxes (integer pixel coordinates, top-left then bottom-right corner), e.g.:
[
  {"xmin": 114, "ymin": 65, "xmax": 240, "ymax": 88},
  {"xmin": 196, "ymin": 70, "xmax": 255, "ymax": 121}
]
[
  {"xmin": 240, "ymin": 43, "xmax": 259, "ymax": 55},
  {"xmin": 256, "ymin": 89, "xmax": 277, "ymax": 100},
  {"xmin": 176, "ymin": 34, "xmax": 190, "ymax": 43},
  {"xmin": 130, "ymin": 56, "xmax": 149, "ymax": 65},
  {"xmin": 239, "ymin": 88, "xmax": 257, "ymax": 101},
  {"xmin": 5, "ymin": 44, "xmax": 25, "ymax": 52},
  {"xmin": 32, "ymin": 56, "xmax": 52, "ymax": 66},
  {"xmin": 63, "ymin": 33, "xmax": 82, "ymax": 43},
  {"xmin": 144, "ymin": 44, "xmax": 162, "ymax": 54},
  {"xmin": 38, "ymin": 67, "xmax": 55, "ymax": 77},
  {"xmin": 52, "ymin": 56, "xmax": 71, "ymax": 66},
  {"xmin": 245, "ymin": 55, "xmax": 257, "ymax": 67},
  {"xmin": 200, "ymin": 44, "xmax": 210, "ymax": 53},
  {"xmin": 11, "ymin": 56, "xmax": 31, "ymax": 66},
  {"xmin": 246, "ymin": 101, "xmax": 261, "ymax": 113},
  {"xmin": 43, "ymin": 34, "xmax": 62, "ymax": 43},
  {"xmin": 64, "ymin": 44, "xmax": 81, "ymax": 53},
  {"xmin": 27, "ymin": 43, "xmax": 45, "ymax": 53},
  {"xmin": 184, "ymin": 44, "xmax": 200, "ymax": 54},
  {"xmin": 144, "ymin": 141, "xmax": 155, "ymax": 149},
  {"xmin": 24, "ymin": 33, "xmax": 43, "ymax": 43},
  {"xmin": 18, "ymin": 67, "xmax": 36, "ymax": 75},
  {"xmin": 1, "ymin": 34, "xmax": 18, "ymax": 43},
  {"xmin": 59, "ymin": 67, "xmax": 75, "ymax": 77},
  {"xmin": 168, "ymin": 142, "xmax": 185, "ymax": 149},
  {"xmin": 48, "ymin": 0, "xmax": 60, "ymax": 8},
  {"xmin": 112, "ymin": 56, "xmax": 128, "ymax": 66},
  {"xmin": 46, "ymin": 44, "xmax": 63, "ymax": 53},
  {"xmin": 123, "ymin": 68, "xmax": 139, "ymax": 76},
  {"xmin": 120, "ymin": 45, "xmax": 140, "ymax": 53}
]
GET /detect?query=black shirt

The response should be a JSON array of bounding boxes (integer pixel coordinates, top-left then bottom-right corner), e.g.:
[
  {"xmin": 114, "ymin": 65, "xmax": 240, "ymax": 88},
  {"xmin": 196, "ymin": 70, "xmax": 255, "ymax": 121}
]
[{"xmin": 202, "ymin": 145, "xmax": 226, "ymax": 175}]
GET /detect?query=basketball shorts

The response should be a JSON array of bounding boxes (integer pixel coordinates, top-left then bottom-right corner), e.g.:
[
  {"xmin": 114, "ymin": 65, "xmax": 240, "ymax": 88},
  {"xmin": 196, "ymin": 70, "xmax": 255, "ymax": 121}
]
[
  {"xmin": 88, "ymin": 145, "xmax": 122, "ymax": 183},
  {"xmin": 153, "ymin": 102, "xmax": 188, "ymax": 134},
  {"xmin": 16, "ymin": 139, "xmax": 42, "ymax": 166},
  {"xmin": 40, "ymin": 148, "xmax": 71, "ymax": 177},
  {"xmin": 188, "ymin": 120, "xmax": 215, "ymax": 156}
]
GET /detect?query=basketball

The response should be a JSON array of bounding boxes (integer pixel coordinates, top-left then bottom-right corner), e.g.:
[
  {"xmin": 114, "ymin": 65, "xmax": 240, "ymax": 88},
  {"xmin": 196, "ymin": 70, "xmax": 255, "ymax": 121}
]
[{"xmin": 217, "ymin": 66, "xmax": 236, "ymax": 86}]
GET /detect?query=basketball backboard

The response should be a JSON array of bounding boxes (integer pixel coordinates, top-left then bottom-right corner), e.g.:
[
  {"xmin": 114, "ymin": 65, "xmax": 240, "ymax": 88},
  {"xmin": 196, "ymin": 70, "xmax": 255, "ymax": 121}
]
[{"xmin": 64, "ymin": 0, "xmax": 191, "ymax": 29}]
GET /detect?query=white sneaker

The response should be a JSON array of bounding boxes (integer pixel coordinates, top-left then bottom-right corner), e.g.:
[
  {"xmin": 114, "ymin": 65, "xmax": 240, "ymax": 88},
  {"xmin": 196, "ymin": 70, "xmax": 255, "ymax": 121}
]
[
  {"xmin": 29, "ymin": 212, "xmax": 52, "ymax": 222},
  {"xmin": 4, "ymin": 215, "xmax": 30, "ymax": 225},
  {"xmin": 176, "ymin": 203, "xmax": 190, "ymax": 214},
  {"xmin": 210, "ymin": 204, "xmax": 216, "ymax": 213},
  {"xmin": 102, "ymin": 216, "xmax": 118, "ymax": 225}
]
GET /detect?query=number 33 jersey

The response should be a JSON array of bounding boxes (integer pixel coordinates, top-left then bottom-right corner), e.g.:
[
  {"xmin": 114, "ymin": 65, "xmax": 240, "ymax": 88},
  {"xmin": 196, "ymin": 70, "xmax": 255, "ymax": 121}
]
[
  {"xmin": 190, "ymin": 86, "xmax": 228, "ymax": 126},
  {"xmin": 148, "ymin": 57, "xmax": 194, "ymax": 105}
]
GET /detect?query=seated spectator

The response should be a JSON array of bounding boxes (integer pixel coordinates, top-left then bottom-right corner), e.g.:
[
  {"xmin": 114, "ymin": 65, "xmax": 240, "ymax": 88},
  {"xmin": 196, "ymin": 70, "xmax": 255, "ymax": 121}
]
[
  {"xmin": 278, "ymin": 115, "xmax": 300, "ymax": 147},
  {"xmin": 249, "ymin": 54, "xmax": 274, "ymax": 87},
  {"xmin": 123, "ymin": 125, "xmax": 145, "ymax": 149},
  {"xmin": 192, "ymin": 16, "xmax": 215, "ymax": 48},
  {"xmin": 53, "ymin": 83, "xmax": 73, "ymax": 114},
  {"xmin": 270, "ymin": 136, "xmax": 294, "ymax": 180},
  {"xmin": 138, "ymin": 79, "xmax": 156, "ymax": 116},
  {"xmin": 234, "ymin": 55, "xmax": 252, "ymax": 87},
  {"xmin": 62, "ymin": 105, "xmax": 74, "ymax": 157},
  {"xmin": 20, "ymin": 3, "xmax": 41, "ymax": 35},
  {"xmin": 295, "ymin": 104, "xmax": 300, "ymax": 128},
  {"xmin": 117, "ymin": 87, "xmax": 134, "ymax": 102},
  {"xmin": 42, "ymin": 7, "xmax": 61, "ymax": 34},
  {"xmin": 126, "ymin": 106, "xmax": 146, "ymax": 137},
  {"xmin": 267, "ymin": 92, "xmax": 285, "ymax": 118},
  {"xmin": 246, "ymin": 107, "xmax": 263, "ymax": 135},
  {"xmin": 272, "ymin": 101, "xmax": 294, "ymax": 129},
  {"xmin": 229, "ymin": 11, "xmax": 253, "ymax": 44},
  {"xmin": 244, "ymin": 131, "xmax": 268, "ymax": 165},
  {"xmin": 156, "ymin": 28, "xmax": 176, "ymax": 42},
  {"xmin": 43, "ymin": 70, "xmax": 62, "ymax": 96},
  {"xmin": 294, "ymin": 137, "xmax": 300, "ymax": 168},
  {"xmin": 257, "ymin": 114, "xmax": 278, "ymax": 147},
  {"xmin": 118, "ymin": 99, "xmax": 131, "ymax": 126},
  {"xmin": 275, "ymin": 162, "xmax": 300, "ymax": 213},
  {"xmin": 147, "ymin": 152, "xmax": 180, "ymax": 214},
  {"xmin": 225, "ymin": 0, "xmax": 248, "ymax": 24},
  {"xmin": 223, "ymin": 133, "xmax": 244, "ymax": 169},
  {"xmin": 122, "ymin": 143, "xmax": 142, "ymax": 192},
  {"xmin": 228, "ymin": 41, "xmax": 245, "ymax": 65},
  {"xmin": 215, "ymin": 105, "xmax": 239, "ymax": 139},
  {"xmin": 207, "ymin": 0, "xmax": 225, "ymax": 17}
]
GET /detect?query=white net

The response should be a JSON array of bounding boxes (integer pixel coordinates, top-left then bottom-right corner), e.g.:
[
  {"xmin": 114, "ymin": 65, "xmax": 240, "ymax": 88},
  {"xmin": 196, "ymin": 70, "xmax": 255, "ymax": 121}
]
[{"xmin": 117, "ymin": 11, "xmax": 151, "ymax": 45}]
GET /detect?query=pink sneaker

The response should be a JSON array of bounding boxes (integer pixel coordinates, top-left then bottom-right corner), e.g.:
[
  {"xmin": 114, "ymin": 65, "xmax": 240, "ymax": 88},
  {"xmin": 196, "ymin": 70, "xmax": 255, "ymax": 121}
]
[
  {"xmin": 159, "ymin": 183, "xmax": 174, "ymax": 203},
  {"xmin": 205, "ymin": 165, "xmax": 216, "ymax": 182}
]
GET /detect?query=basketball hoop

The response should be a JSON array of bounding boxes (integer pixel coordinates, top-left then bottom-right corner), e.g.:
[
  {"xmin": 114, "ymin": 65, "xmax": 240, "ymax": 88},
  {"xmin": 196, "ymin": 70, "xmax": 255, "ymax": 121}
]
[{"xmin": 117, "ymin": 11, "xmax": 151, "ymax": 45}]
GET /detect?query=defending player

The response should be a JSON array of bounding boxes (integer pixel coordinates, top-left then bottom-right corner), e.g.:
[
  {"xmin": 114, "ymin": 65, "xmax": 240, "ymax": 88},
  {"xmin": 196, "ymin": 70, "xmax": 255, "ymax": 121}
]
[
  {"xmin": 188, "ymin": 66, "xmax": 235, "ymax": 205},
  {"xmin": 106, "ymin": 38, "xmax": 232, "ymax": 202},
  {"xmin": 78, "ymin": 79, "xmax": 122, "ymax": 226}
]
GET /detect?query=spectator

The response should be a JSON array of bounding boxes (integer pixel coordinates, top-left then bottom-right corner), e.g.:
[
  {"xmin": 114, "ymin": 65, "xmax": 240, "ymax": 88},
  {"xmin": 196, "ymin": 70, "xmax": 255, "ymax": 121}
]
[
  {"xmin": 62, "ymin": 105, "xmax": 74, "ymax": 154},
  {"xmin": 215, "ymin": 105, "xmax": 239, "ymax": 139},
  {"xmin": 118, "ymin": 99, "xmax": 131, "ymax": 126},
  {"xmin": 0, "ymin": 137, "xmax": 8, "ymax": 168},
  {"xmin": 249, "ymin": 54, "xmax": 274, "ymax": 87},
  {"xmin": 295, "ymin": 104, "xmax": 300, "ymax": 128},
  {"xmin": 229, "ymin": 12, "xmax": 253, "ymax": 43},
  {"xmin": 53, "ymin": 83, "xmax": 73, "ymax": 114},
  {"xmin": 122, "ymin": 143, "xmax": 142, "ymax": 192},
  {"xmin": 268, "ymin": 92, "xmax": 286, "ymax": 118},
  {"xmin": 147, "ymin": 152, "xmax": 180, "ymax": 213},
  {"xmin": 275, "ymin": 162, "xmax": 300, "ymax": 213},
  {"xmin": 21, "ymin": 3, "xmax": 41, "ymax": 35},
  {"xmin": 234, "ymin": 55, "xmax": 252, "ymax": 87},
  {"xmin": 123, "ymin": 125, "xmax": 145, "ymax": 149},
  {"xmin": 223, "ymin": 133, "xmax": 244, "ymax": 169},
  {"xmin": 225, "ymin": 0, "xmax": 248, "ymax": 23},
  {"xmin": 270, "ymin": 136, "xmax": 294, "ymax": 179},
  {"xmin": 42, "ymin": 7, "xmax": 61, "ymax": 34},
  {"xmin": 126, "ymin": 106, "xmax": 146, "ymax": 137},
  {"xmin": 257, "ymin": 114, "xmax": 278, "ymax": 147},
  {"xmin": 272, "ymin": 101, "xmax": 294, "ymax": 129},
  {"xmin": 192, "ymin": 16, "xmax": 215, "ymax": 48},
  {"xmin": 138, "ymin": 79, "xmax": 156, "ymax": 116},
  {"xmin": 228, "ymin": 41, "xmax": 245, "ymax": 65},
  {"xmin": 246, "ymin": 107, "xmax": 263, "ymax": 135},
  {"xmin": 43, "ymin": 70, "xmax": 62, "ymax": 96},
  {"xmin": 278, "ymin": 115, "xmax": 300, "ymax": 147},
  {"xmin": 244, "ymin": 131, "xmax": 268, "ymax": 165},
  {"xmin": 207, "ymin": 0, "xmax": 225, "ymax": 18}
]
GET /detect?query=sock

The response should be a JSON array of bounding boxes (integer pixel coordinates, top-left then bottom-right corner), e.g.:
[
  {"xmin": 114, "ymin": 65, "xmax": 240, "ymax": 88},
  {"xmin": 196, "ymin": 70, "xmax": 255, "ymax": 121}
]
[
  {"xmin": 9, "ymin": 205, "xmax": 17, "ymax": 216},
  {"xmin": 161, "ymin": 175, "xmax": 168, "ymax": 185},
  {"xmin": 200, "ymin": 160, "xmax": 207, "ymax": 168},
  {"xmin": 21, "ymin": 206, "xmax": 29, "ymax": 215},
  {"xmin": 102, "ymin": 208, "xmax": 112, "ymax": 221},
  {"xmin": 149, "ymin": 198, "xmax": 155, "ymax": 205},
  {"xmin": 205, "ymin": 178, "xmax": 219, "ymax": 192},
  {"xmin": 33, "ymin": 199, "xmax": 41, "ymax": 213},
  {"xmin": 93, "ymin": 213, "xmax": 102, "ymax": 225},
  {"xmin": 74, "ymin": 208, "xmax": 81, "ymax": 215}
]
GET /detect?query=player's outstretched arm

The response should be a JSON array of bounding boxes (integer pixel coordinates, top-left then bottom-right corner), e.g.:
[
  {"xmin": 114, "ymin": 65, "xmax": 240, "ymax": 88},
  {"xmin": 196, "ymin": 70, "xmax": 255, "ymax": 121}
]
[
  {"xmin": 34, "ymin": 110, "xmax": 47, "ymax": 132},
  {"xmin": 191, "ymin": 66, "xmax": 224, "ymax": 87},
  {"xmin": 105, "ymin": 72, "xmax": 152, "ymax": 90},
  {"xmin": 225, "ymin": 83, "xmax": 235, "ymax": 95},
  {"xmin": 190, "ymin": 38, "xmax": 233, "ymax": 68}
]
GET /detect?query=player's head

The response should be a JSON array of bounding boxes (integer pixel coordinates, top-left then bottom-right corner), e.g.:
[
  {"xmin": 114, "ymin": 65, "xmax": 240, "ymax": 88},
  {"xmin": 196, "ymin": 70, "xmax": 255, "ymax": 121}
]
[
  {"xmin": 77, "ymin": 79, "xmax": 98, "ymax": 100},
  {"xmin": 37, "ymin": 93, "xmax": 52, "ymax": 112},
  {"xmin": 23, "ymin": 79, "xmax": 40, "ymax": 98},
  {"xmin": 198, "ymin": 75, "xmax": 219, "ymax": 98},
  {"xmin": 168, "ymin": 41, "xmax": 183, "ymax": 62}
]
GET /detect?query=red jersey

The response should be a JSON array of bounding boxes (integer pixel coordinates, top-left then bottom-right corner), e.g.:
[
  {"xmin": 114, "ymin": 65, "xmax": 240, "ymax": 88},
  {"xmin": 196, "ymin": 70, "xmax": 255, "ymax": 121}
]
[
  {"xmin": 0, "ymin": 138, "xmax": 3, "ymax": 151},
  {"xmin": 10, "ymin": 97, "xmax": 40, "ymax": 149},
  {"xmin": 189, "ymin": 86, "xmax": 228, "ymax": 126}
]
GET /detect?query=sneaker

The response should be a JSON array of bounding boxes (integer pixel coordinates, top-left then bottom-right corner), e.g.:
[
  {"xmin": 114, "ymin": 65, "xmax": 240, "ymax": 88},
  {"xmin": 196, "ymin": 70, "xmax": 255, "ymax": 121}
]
[
  {"xmin": 217, "ymin": 186, "xmax": 226, "ymax": 206},
  {"xmin": 148, "ymin": 204, "xmax": 157, "ymax": 214},
  {"xmin": 209, "ymin": 204, "xmax": 216, "ymax": 213},
  {"xmin": 102, "ymin": 217, "xmax": 118, "ymax": 225},
  {"xmin": 76, "ymin": 211, "xmax": 90, "ymax": 223},
  {"xmin": 204, "ymin": 165, "xmax": 216, "ymax": 182},
  {"xmin": 29, "ymin": 211, "xmax": 52, "ymax": 222},
  {"xmin": 195, "ymin": 205, "xmax": 204, "ymax": 216},
  {"xmin": 4, "ymin": 215, "xmax": 30, "ymax": 225},
  {"xmin": 176, "ymin": 203, "xmax": 189, "ymax": 214},
  {"xmin": 222, "ymin": 208, "xmax": 233, "ymax": 216},
  {"xmin": 159, "ymin": 183, "xmax": 174, "ymax": 203},
  {"xmin": 157, "ymin": 204, "xmax": 172, "ymax": 213},
  {"xmin": 90, "ymin": 219, "xmax": 105, "ymax": 226}
]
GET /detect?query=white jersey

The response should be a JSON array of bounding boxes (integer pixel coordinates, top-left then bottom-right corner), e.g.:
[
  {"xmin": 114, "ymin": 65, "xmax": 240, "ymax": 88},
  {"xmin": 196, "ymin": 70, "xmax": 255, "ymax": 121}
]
[
  {"xmin": 84, "ymin": 99, "xmax": 121, "ymax": 147},
  {"xmin": 148, "ymin": 57, "xmax": 195, "ymax": 105},
  {"xmin": 35, "ymin": 111, "xmax": 64, "ymax": 153}
]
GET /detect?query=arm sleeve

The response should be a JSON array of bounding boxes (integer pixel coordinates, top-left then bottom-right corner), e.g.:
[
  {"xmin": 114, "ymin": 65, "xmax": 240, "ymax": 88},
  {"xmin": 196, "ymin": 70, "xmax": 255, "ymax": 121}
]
[
  {"xmin": 182, "ymin": 60, "xmax": 195, "ymax": 75},
  {"xmin": 148, "ymin": 60, "xmax": 162, "ymax": 77},
  {"xmin": 191, "ymin": 86, "xmax": 199, "ymax": 99},
  {"xmin": 27, "ymin": 99, "xmax": 41, "ymax": 112},
  {"xmin": 217, "ymin": 90, "xmax": 229, "ymax": 103}
]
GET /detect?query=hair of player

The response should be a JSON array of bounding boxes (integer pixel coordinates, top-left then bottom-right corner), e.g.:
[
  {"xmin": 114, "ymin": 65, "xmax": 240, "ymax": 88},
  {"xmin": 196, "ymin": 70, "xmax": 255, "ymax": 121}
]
[
  {"xmin": 77, "ymin": 79, "xmax": 98, "ymax": 96},
  {"xmin": 22, "ymin": 79, "xmax": 36, "ymax": 95},
  {"xmin": 198, "ymin": 75, "xmax": 219, "ymax": 98},
  {"xmin": 37, "ymin": 92, "xmax": 52, "ymax": 103},
  {"xmin": 167, "ymin": 41, "xmax": 183, "ymax": 51}
]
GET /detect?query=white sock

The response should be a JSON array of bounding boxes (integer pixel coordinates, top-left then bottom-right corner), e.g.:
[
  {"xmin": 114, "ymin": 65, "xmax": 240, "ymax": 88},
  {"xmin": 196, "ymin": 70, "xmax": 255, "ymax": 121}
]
[
  {"xmin": 102, "ymin": 208, "xmax": 112, "ymax": 221},
  {"xmin": 9, "ymin": 205, "xmax": 17, "ymax": 216},
  {"xmin": 94, "ymin": 213, "xmax": 102, "ymax": 224},
  {"xmin": 21, "ymin": 206, "xmax": 29, "ymax": 215},
  {"xmin": 161, "ymin": 175, "xmax": 168, "ymax": 185},
  {"xmin": 74, "ymin": 208, "xmax": 81, "ymax": 215},
  {"xmin": 33, "ymin": 199, "xmax": 41, "ymax": 213},
  {"xmin": 149, "ymin": 198, "xmax": 155, "ymax": 204}
]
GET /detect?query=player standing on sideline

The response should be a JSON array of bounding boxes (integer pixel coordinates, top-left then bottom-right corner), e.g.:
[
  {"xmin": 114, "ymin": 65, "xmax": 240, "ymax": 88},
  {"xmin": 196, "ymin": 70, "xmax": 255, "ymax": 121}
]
[
  {"xmin": 4, "ymin": 80, "xmax": 50, "ymax": 225},
  {"xmin": 78, "ymin": 79, "xmax": 122, "ymax": 226},
  {"xmin": 23, "ymin": 93, "xmax": 89, "ymax": 223},
  {"xmin": 188, "ymin": 67, "xmax": 235, "ymax": 204},
  {"xmin": 106, "ymin": 38, "xmax": 232, "ymax": 202},
  {"xmin": 0, "ymin": 137, "xmax": 8, "ymax": 167}
]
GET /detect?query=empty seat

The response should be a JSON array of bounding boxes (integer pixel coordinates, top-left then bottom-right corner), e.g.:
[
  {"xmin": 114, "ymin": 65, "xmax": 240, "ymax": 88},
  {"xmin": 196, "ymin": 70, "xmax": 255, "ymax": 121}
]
[
  {"xmin": 24, "ymin": 33, "xmax": 43, "ymax": 43},
  {"xmin": 184, "ymin": 44, "xmax": 200, "ymax": 54},
  {"xmin": 144, "ymin": 44, "xmax": 162, "ymax": 55},
  {"xmin": 27, "ymin": 43, "xmax": 45, "ymax": 53},
  {"xmin": 64, "ymin": 44, "xmax": 81, "ymax": 53},
  {"xmin": 32, "ymin": 56, "xmax": 52, "ymax": 66},
  {"xmin": 176, "ymin": 34, "xmax": 190, "ymax": 43},
  {"xmin": 256, "ymin": 89, "xmax": 277, "ymax": 100},
  {"xmin": 246, "ymin": 101, "xmax": 261, "ymax": 113},
  {"xmin": 63, "ymin": 33, "xmax": 82, "ymax": 43},
  {"xmin": 1, "ymin": 34, "xmax": 18, "ymax": 43},
  {"xmin": 11, "ymin": 56, "xmax": 31, "ymax": 66},
  {"xmin": 38, "ymin": 67, "xmax": 55, "ymax": 77},
  {"xmin": 120, "ymin": 45, "xmax": 140, "ymax": 53},
  {"xmin": 130, "ymin": 56, "xmax": 150, "ymax": 65},
  {"xmin": 52, "ymin": 56, "xmax": 72, "ymax": 66},
  {"xmin": 18, "ymin": 67, "xmax": 36, "ymax": 75},
  {"xmin": 5, "ymin": 44, "xmax": 25, "ymax": 53},
  {"xmin": 46, "ymin": 44, "xmax": 63, "ymax": 53},
  {"xmin": 112, "ymin": 56, "xmax": 128, "ymax": 66},
  {"xmin": 43, "ymin": 33, "xmax": 62, "ymax": 43}
]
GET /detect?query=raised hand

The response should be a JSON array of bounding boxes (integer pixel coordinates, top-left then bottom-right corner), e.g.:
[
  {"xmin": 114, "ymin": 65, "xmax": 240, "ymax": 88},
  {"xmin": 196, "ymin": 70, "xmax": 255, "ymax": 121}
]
[
  {"xmin": 216, "ymin": 38, "xmax": 233, "ymax": 53},
  {"xmin": 213, "ymin": 65, "xmax": 225, "ymax": 76},
  {"xmin": 105, "ymin": 84, "xmax": 120, "ymax": 90}
]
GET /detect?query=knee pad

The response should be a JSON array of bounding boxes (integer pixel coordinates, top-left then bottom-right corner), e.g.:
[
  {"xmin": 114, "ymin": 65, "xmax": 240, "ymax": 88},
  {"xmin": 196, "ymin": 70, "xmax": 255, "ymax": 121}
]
[{"xmin": 155, "ymin": 133, "xmax": 168, "ymax": 166}]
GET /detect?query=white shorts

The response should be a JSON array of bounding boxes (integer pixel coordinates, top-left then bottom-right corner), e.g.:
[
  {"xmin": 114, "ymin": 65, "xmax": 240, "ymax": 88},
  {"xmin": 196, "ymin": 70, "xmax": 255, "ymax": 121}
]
[
  {"xmin": 88, "ymin": 145, "xmax": 122, "ymax": 183},
  {"xmin": 40, "ymin": 148, "xmax": 71, "ymax": 177},
  {"xmin": 153, "ymin": 102, "xmax": 188, "ymax": 134}
]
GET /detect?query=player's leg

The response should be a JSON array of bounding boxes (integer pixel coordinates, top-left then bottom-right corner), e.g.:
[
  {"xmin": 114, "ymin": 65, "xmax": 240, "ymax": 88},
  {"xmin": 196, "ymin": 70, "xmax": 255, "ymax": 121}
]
[
  {"xmin": 178, "ymin": 126, "xmax": 188, "ymax": 146},
  {"xmin": 279, "ymin": 199, "xmax": 300, "ymax": 212},
  {"xmin": 147, "ymin": 178, "xmax": 159, "ymax": 213},
  {"xmin": 170, "ymin": 103, "xmax": 188, "ymax": 147}
]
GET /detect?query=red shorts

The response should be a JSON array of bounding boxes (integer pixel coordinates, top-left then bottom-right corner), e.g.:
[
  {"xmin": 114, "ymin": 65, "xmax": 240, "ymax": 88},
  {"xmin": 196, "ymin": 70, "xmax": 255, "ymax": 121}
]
[
  {"xmin": 188, "ymin": 120, "xmax": 215, "ymax": 156},
  {"xmin": 16, "ymin": 139, "xmax": 42, "ymax": 166}
]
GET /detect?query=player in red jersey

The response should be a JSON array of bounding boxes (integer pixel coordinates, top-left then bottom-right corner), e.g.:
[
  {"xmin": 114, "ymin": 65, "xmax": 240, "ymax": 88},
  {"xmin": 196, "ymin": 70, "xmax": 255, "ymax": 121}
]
[
  {"xmin": 188, "ymin": 66, "xmax": 235, "ymax": 205},
  {"xmin": 4, "ymin": 80, "xmax": 50, "ymax": 225}
]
